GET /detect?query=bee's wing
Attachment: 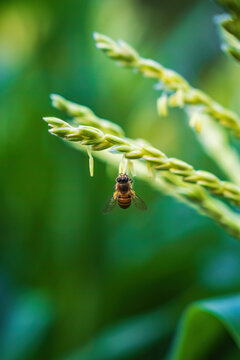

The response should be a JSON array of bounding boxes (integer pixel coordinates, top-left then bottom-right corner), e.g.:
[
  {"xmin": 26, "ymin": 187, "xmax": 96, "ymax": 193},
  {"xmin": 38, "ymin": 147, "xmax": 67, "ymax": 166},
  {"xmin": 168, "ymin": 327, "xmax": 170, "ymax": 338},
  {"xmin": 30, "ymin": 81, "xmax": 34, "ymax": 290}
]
[
  {"xmin": 132, "ymin": 193, "xmax": 147, "ymax": 211},
  {"xmin": 102, "ymin": 196, "xmax": 117, "ymax": 214}
]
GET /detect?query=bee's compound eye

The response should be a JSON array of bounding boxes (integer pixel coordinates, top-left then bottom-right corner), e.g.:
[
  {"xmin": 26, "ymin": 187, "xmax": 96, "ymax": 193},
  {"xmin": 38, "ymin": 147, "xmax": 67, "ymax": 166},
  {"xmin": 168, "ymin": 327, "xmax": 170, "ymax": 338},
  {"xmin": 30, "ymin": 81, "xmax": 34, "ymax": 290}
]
[{"xmin": 117, "ymin": 177, "xmax": 121, "ymax": 183}]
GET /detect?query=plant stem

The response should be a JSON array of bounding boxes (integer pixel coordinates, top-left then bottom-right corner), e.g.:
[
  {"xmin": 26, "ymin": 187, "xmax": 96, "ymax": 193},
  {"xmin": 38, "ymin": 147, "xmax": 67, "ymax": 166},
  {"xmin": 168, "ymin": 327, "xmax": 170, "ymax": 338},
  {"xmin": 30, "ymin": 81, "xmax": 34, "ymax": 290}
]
[
  {"xmin": 93, "ymin": 32, "xmax": 240, "ymax": 137},
  {"xmin": 71, "ymin": 141, "xmax": 240, "ymax": 240},
  {"xmin": 43, "ymin": 114, "xmax": 240, "ymax": 240},
  {"xmin": 215, "ymin": 0, "xmax": 240, "ymax": 62},
  {"xmin": 93, "ymin": 32, "xmax": 240, "ymax": 185},
  {"xmin": 45, "ymin": 98, "xmax": 240, "ymax": 207}
]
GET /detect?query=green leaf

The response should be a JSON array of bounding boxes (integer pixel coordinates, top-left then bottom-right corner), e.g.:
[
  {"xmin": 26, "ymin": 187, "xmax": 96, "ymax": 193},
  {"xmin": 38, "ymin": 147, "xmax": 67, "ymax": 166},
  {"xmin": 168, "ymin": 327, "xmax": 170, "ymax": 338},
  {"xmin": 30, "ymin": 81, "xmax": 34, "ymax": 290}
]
[
  {"xmin": 169, "ymin": 294, "xmax": 240, "ymax": 360},
  {"xmin": 216, "ymin": 0, "xmax": 240, "ymax": 16},
  {"xmin": 215, "ymin": 1, "xmax": 240, "ymax": 63}
]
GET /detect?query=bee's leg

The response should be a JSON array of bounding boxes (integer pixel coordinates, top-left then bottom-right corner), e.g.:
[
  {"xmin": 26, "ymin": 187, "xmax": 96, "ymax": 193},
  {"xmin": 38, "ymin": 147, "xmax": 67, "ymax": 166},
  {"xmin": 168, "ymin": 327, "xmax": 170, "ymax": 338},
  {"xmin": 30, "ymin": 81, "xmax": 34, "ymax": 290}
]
[
  {"xmin": 113, "ymin": 191, "xmax": 118, "ymax": 199},
  {"xmin": 130, "ymin": 190, "xmax": 135, "ymax": 198}
]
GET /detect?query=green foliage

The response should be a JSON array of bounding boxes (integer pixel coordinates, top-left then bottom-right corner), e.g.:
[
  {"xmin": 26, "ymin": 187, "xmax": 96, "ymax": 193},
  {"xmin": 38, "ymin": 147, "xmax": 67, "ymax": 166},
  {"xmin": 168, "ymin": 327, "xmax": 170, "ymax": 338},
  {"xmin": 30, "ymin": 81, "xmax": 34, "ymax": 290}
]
[
  {"xmin": 94, "ymin": 32, "xmax": 240, "ymax": 137},
  {"xmin": 170, "ymin": 294, "xmax": 240, "ymax": 360},
  {"xmin": 2, "ymin": 0, "xmax": 240, "ymax": 359},
  {"xmin": 65, "ymin": 294, "xmax": 240, "ymax": 360},
  {"xmin": 215, "ymin": 0, "xmax": 240, "ymax": 62},
  {"xmin": 216, "ymin": 0, "xmax": 240, "ymax": 18},
  {"xmin": 45, "ymin": 101, "xmax": 240, "ymax": 239},
  {"xmin": 46, "ymin": 23, "xmax": 240, "ymax": 358},
  {"xmin": 93, "ymin": 30, "xmax": 240, "ymax": 192}
]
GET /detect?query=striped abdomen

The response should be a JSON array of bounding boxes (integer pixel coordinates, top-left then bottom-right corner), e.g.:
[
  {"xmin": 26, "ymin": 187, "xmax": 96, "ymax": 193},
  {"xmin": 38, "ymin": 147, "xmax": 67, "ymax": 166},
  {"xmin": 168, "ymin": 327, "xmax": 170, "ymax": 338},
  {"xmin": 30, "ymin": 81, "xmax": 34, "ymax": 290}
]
[{"xmin": 118, "ymin": 193, "xmax": 132, "ymax": 209}]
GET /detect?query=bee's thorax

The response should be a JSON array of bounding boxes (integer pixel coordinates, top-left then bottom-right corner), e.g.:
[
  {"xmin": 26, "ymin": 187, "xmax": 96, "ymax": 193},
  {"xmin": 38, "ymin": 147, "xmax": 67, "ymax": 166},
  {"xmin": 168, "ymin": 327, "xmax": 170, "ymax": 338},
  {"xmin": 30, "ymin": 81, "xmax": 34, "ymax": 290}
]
[{"xmin": 116, "ymin": 182, "xmax": 131, "ymax": 194}]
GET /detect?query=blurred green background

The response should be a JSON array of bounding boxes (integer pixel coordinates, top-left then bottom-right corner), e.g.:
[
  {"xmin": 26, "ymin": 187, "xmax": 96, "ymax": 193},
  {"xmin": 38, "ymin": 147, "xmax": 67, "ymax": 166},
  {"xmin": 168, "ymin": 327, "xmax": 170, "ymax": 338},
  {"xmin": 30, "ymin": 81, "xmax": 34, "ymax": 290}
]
[{"xmin": 2, "ymin": 0, "xmax": 240, "ymax": 359}]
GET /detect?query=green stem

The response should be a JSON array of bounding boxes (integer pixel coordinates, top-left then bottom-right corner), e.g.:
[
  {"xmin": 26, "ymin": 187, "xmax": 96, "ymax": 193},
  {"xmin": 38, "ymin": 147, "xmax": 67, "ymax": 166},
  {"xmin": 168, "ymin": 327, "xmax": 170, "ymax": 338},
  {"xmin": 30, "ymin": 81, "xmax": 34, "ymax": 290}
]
[
  {"xmin": 215, "ymin": 0, "xmax": 240, "ymax": 62},
  {"xmin": 43, "ymin": 113, "xmax": 240, "ymax": 240},
  {"xmin": 198, "ymin": 117, "xmax": 240, "ymax": 186},
  {"xmin": 71, "ymin": 142, "xmax": 240, "ymax": 240},
  {"xmin": 93, "ymin": 32, "xmax": 240, "ymax": 186}
]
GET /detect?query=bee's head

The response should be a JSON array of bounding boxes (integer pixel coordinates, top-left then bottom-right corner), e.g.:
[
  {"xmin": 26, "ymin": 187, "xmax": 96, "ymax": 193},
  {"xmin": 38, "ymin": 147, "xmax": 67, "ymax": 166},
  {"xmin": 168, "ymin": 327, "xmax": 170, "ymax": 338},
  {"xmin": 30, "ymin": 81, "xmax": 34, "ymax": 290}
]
[{"xmin": 116, "ymin": 174, "xmax": 130, "ymax": 184}]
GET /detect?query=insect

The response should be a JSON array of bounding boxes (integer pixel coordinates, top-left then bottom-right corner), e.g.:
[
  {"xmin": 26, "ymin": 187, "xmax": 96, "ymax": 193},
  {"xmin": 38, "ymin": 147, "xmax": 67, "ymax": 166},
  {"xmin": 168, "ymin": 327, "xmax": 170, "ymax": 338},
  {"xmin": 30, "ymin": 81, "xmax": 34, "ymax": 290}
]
[{"xmin": 103, "ymin": 173, "xmax": 147, "ymax": 214}]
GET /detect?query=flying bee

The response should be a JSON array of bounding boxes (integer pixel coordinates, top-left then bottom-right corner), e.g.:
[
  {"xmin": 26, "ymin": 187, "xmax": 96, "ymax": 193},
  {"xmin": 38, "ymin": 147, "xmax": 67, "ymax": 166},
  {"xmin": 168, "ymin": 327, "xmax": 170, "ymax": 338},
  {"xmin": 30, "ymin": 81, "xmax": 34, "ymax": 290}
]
[{"xmin": 103, "ymin": 173, "xmax": 147, "ymax": 214}]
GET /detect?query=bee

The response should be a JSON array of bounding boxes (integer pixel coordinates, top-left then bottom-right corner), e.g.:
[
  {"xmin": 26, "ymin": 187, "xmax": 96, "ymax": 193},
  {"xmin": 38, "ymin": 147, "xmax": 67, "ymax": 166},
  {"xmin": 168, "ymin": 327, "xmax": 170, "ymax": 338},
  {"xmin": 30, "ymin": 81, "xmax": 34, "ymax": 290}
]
[{"xmin": 103, "ymin": 173, "xmax": 147, "ymax": 214}]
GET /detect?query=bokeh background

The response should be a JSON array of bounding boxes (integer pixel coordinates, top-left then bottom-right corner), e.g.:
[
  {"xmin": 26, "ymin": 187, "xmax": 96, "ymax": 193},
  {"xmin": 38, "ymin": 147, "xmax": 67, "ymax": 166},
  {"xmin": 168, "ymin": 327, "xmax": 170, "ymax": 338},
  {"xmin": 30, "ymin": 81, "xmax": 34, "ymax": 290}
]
[{"xmin": 2, "ymin": 0, "xmax": 240, "ymax": 359}]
